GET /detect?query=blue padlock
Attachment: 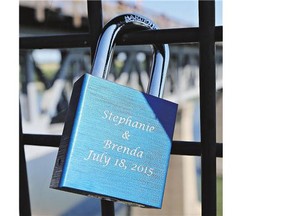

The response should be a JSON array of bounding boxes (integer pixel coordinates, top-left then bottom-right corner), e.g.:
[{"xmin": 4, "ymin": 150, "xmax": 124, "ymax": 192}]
[{"xmin": 50, "ymin": 14, "xmax": 178, "ymax": 209}]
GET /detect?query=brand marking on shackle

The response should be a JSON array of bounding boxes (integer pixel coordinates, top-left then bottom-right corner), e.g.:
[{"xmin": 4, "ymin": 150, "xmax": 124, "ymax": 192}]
[{"xmin": 124, "ymin": 14, "xmax": 157, "ymax": 30}]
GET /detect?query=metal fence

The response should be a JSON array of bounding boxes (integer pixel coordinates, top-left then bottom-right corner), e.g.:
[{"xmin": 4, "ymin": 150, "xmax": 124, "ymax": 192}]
[{"xmin": 19, "ymin": 1, "xmax": 223, "ymax": 216}]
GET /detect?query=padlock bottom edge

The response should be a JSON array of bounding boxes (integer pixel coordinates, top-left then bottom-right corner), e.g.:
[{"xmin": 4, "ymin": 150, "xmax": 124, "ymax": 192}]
[{"xmin": 50, "ymin": 186, "xmax": 162, "ymax": 209}]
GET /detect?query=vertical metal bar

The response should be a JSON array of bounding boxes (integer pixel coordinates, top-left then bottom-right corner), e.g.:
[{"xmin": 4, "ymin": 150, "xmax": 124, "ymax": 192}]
[
  {"xmin": 101, "ymin": 200, "xmax": 115, "ymax": 216},
  {"xmin": 87, "ymin": 0, "xmax": 103, "ymax": 60},
  {"xmin": 199, "ymin": 1, "xmax": 216, "ymax": 216},
  {"xmin": 87, "ymin": 1, "xmax": 115, "ymax": 216},
  {"xmin": 19, "ymin": 105, "xmax": 31, "ymax": 215}
]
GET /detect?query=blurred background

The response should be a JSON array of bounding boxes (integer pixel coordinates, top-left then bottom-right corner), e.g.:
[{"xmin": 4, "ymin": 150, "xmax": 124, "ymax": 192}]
[{"xmin": 19, "ymin": 0, "xmax": 222, "ymax": 215}]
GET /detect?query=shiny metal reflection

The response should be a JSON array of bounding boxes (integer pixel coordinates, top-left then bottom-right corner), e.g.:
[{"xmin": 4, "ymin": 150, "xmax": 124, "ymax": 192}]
[{"xmin": 90, "ymin": 13, "xmax": 169, "ymax": 98}]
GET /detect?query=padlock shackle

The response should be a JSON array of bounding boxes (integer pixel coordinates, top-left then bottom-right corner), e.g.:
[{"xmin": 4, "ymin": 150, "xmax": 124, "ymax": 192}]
[{"xmin": 90, "ymin": 14, "xmax": 169, "ymax": 98}]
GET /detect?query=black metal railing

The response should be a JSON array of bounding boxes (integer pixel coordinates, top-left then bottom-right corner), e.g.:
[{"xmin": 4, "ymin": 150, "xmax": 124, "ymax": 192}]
[{"xmin": 19, "ymin": 1, "xmax": 222, "ymax": 216}]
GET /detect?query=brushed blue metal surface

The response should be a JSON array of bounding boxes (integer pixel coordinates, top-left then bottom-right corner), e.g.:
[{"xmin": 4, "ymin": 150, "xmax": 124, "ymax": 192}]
[{"xmin": 57, "ymin": 74, "xmax": 177, "ymax": 208}]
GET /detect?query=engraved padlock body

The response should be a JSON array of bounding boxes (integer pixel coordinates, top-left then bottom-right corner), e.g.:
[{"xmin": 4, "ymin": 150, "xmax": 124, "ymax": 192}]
[{"xmin": 50, "ymin": 14, "xmax": 178, "ymax": 209}]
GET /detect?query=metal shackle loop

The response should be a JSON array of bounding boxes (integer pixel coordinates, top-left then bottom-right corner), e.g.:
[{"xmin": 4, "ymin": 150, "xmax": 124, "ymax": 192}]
[{"xmin": 90, "ymin": 13, "xmax": 169, "ymax": 98}]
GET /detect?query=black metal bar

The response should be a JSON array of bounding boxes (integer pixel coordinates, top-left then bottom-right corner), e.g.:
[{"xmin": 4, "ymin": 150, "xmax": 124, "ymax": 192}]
[
  {"xmin": 21, "ymin": 134, "xmax": 223, "ymax": 158},
  {"xmin": 19, "ymin": 33, "xmax": 90, "ymax": 49},
  {"xmin": 172, "ymin": 141, "xmax": 222, "ymax": 158},
  {"xmin": 120, "ymin": 27, "xmax": 199, "ymax": 45},
  {"xmin": 199, "ymin": 1, "xmax": 217, "ymax": 216},
  {"xmin": 87, "ymin": 0, "xmax": 103, "ymax": 60},
  {"xmin": 120, "ymin": 26, "xmax": 222, "ymax": 44},
  {"xmin": 19, "ymin": 27, "xmax": 222, "ymax": 49},
  {"xmin": 215, "ymin": 26, "xmax": 223, "ymax": 42},
  {"xmin": 22, "ymin": 134, "xmax": 61, "ymax": 147},
  {"xmin": 87, "ymin": 2, "xmax": 116, "ymax": 216},
  {"xmin": 19, "ymin": 105, "xmax": 31, "ymax": 216},
  {"xmin": 101, "ymin": 200, "xmax": 115, "ymax": 216}
]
